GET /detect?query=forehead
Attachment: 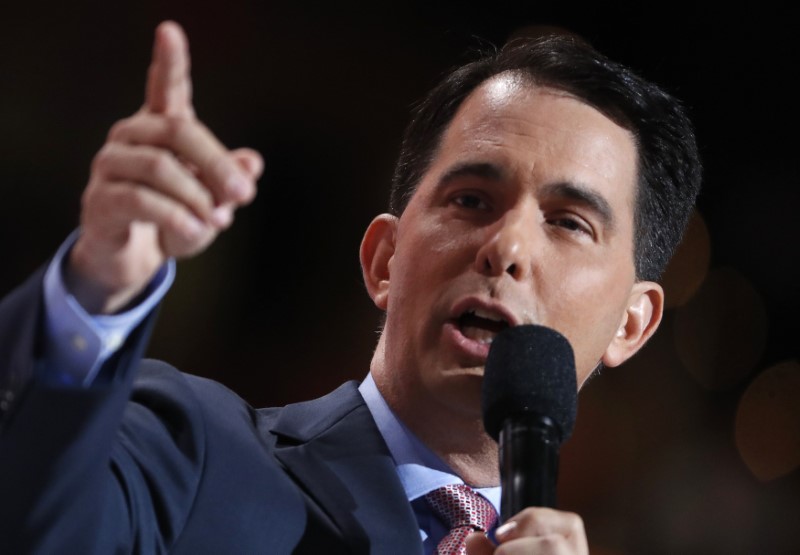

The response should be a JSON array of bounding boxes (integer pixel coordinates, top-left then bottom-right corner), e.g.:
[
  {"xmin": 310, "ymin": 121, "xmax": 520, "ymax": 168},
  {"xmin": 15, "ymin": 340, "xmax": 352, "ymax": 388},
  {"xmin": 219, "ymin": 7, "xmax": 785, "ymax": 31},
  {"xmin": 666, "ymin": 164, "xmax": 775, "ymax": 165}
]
[{"xmin": 426, "ymin": 73, "xmax": 639, "ymax": 213}]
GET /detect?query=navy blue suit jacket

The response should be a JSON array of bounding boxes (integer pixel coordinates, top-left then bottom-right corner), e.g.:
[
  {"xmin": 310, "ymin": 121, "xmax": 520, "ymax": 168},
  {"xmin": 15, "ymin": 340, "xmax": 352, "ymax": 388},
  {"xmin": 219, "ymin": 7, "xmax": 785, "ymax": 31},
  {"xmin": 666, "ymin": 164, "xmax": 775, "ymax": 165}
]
[{"xmin": 0, "ymin": 269, "xmax": 423, "ymax": 554}]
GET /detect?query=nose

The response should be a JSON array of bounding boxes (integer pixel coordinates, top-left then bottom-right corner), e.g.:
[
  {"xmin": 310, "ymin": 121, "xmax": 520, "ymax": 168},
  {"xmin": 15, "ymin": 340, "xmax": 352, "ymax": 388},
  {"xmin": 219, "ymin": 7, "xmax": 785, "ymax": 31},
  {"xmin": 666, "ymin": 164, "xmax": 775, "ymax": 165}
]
[{"xmin": 474, "ymin": 207, "xmax": 535, "ymax": 281}]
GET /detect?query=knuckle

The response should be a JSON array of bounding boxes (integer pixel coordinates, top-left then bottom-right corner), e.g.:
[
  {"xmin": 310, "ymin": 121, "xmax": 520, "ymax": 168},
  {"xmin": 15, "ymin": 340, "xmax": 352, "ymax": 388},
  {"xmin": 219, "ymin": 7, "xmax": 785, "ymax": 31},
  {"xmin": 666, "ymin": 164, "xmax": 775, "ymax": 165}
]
[
  {"xmin": 81, "ymin": 175, "xmax": 115, "ymax": 214},
  {"xmin": 91, "ymin": 144, "xmax": 115, "ymax": 175},
  {"xmin": 565, "ymin": 511, "xmax": 584, "ymax": 533},
  {"xmin": 495, "ymin": 542, "xmax": 526, "ymax": 555},
  {"xmin": 107, "ymin": 117, "xmax": 132, "ymax": 142},
  {"xmin": 165, "ymin": 209, "xmax": 189, "ymax": 233},
  {"xmin": 85, "ymin": 188, "xmax": 113, "ymax": 222},
  {"xmin": 163, "ymin": 116, "xmax": 189, "ymax": 144},
  {"xmin": 80, "ymin": 187, "xmax": 96, "ymax": 217},
  {"xmin": 147, "ymin": 151, "xmax": 174, "ymax": 182},
  {"xmin": 121, "ymin": 187, "xmax": 147, "ymax": 213},
  {"xmin": 540, "ymin": 535, "xmax": 567, "ymax": 551},
  {"xmin": 519, "ymin": 507, "xmax": 541, "ymax": 521},
  {"xmin": 81, "ymin": 182, "xmax": 97, "ymax": 205},
  {"xmin": 541, "ymin": 537, "xmax": 558, "ymax": 550}
]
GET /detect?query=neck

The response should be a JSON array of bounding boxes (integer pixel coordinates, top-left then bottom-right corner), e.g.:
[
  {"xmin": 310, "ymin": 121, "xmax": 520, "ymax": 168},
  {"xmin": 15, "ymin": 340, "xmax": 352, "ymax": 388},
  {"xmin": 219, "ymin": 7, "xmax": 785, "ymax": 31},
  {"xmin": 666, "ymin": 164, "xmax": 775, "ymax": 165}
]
[
  {"xmin": 370, "ymin": 337, "xmax": 500, "ymax": 487},
  {"xmin": 411, "ymin": 412, "xmax": 500, "ymax": 488}
]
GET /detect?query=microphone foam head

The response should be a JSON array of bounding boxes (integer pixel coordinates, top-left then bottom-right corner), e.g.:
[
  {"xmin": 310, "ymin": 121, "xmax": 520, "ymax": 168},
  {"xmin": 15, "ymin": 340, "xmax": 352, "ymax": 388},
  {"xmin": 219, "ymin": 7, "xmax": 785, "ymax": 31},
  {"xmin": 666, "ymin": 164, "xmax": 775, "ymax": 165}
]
[{"xmin": 482, "ymin": 324, "xmax": 578, "ymax": 443}]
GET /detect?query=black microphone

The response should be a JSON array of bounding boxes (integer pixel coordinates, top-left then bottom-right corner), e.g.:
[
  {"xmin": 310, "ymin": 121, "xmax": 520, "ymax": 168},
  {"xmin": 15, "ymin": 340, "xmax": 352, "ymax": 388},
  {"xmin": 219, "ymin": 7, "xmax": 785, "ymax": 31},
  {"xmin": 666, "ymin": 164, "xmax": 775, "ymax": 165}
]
[{"xmin": 482, "ymin": 325, "xmax": 578, "ymax": 521}]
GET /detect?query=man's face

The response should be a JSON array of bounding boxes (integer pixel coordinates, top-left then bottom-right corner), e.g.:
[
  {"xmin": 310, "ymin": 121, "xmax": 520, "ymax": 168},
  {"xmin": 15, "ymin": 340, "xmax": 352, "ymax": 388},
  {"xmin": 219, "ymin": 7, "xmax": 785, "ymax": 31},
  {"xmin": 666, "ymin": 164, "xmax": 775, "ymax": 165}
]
[{"xmin": 366, "ymin": 74, "xmax": 659, "ymax": 419}]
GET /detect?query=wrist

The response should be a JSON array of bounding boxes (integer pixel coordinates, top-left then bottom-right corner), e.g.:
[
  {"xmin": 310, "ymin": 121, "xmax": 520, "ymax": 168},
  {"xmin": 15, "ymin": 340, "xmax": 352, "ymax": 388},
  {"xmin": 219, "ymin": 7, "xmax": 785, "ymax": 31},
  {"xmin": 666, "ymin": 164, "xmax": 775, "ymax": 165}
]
[{"xmin": 66, "ymin": 237, "xmax": 149, "ymax": 315}]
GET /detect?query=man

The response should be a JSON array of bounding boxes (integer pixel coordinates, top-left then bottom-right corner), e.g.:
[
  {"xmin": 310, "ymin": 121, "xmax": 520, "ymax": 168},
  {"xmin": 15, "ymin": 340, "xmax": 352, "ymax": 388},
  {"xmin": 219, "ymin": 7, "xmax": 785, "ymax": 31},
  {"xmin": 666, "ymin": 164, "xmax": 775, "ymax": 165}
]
[{"xmin": 0, "ymin": 21, "xmax": 700, "ymax": 554}]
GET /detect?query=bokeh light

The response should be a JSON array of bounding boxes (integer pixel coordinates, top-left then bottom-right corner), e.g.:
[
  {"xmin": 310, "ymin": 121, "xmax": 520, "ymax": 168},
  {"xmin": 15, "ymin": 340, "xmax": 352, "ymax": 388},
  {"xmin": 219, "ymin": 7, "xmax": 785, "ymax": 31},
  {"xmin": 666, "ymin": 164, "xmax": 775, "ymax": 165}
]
[
  {"xmin": 635, "ymin": 440, "xmax": 762, "ymax": 552},
  {"xmin": 673, "ymin": 267, "xmax": 767, "ymax": 390},
  {"xmin": 735, "ymin": 360, "xmax": 800, "ymax": 481}
]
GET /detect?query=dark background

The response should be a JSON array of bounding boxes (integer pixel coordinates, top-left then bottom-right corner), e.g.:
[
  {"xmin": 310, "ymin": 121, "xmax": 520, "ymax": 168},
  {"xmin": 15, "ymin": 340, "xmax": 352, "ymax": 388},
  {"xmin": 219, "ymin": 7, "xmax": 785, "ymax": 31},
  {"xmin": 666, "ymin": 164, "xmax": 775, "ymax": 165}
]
[{"xmin": 2, "ymin": 2, "xmax": 798, "ymax": 552}]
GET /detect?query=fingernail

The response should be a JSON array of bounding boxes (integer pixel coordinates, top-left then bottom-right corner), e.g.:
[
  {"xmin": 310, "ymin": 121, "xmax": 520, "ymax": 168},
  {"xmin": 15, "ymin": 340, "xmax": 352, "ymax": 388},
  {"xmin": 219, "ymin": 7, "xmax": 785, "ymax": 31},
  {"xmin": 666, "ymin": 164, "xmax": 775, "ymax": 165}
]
[
  {"xmin": 226, "ymin": 174, "xmax": 250, "ymax": 200},
  {"xmin": 495, "ymin": 521, "xmax": 517, "ymax": 540},
  {"xmin": 211, "ymin": 205, "xmax": 233, "ymax": 228}
]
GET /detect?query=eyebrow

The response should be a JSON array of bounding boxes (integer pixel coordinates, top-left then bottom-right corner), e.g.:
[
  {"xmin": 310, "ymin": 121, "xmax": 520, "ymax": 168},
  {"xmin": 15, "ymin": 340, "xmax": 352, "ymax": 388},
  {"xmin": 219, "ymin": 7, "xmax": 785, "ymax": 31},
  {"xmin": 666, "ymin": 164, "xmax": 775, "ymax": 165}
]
[
  {"xmin": 540, "ymin": 182, "xmax": 616, "ymax": 231},
  {"xmin": 438, "ymin": 162, "xmax": 506, "ymax": 187}
]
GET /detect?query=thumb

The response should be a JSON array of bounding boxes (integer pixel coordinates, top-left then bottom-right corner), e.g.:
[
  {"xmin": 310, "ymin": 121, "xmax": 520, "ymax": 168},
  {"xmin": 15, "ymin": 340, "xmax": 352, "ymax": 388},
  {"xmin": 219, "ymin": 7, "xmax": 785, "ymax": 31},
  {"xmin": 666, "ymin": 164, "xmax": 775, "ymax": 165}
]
[{"xmin": 465, "ymin": 531, "xmax": 496, "ymax": 555}]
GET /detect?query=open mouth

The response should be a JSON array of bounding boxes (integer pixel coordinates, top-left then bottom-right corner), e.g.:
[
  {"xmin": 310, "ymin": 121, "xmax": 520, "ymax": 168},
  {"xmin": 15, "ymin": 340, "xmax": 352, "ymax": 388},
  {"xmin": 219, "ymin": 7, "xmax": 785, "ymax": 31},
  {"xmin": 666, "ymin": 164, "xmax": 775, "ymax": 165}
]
[{"xmin": 457, "ymin": 308, "xmax": 510, "ymax": 345}]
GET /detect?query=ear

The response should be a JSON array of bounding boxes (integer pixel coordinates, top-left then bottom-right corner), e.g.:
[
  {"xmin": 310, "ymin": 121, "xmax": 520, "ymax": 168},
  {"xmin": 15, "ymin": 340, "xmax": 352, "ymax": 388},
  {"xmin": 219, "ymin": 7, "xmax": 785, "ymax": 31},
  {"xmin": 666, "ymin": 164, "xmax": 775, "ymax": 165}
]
[
  {"xmin": 601, "ymin": 280, "xmax": 664, "ymax": 367},
  {"xmin": 359, "ymin": 214, "xmax": 398, "ymax": 311}
]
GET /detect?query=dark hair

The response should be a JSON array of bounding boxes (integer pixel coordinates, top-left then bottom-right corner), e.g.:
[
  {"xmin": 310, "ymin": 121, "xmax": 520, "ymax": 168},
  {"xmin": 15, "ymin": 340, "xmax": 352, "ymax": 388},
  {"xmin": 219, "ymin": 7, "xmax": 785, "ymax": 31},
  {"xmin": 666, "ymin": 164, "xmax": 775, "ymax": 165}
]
[{"xmin": 389, "ymin": 35, "xmax": 702, "ymax": 282}]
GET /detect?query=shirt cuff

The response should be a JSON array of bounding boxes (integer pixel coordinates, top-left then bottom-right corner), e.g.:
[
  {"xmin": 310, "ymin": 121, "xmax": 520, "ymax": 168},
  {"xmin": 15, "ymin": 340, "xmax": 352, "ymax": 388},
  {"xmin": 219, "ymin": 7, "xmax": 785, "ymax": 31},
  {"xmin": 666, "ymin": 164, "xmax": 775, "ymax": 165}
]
[{"xmin": 42, "ymin": 230, "xmax": 175, "ymax": 386}]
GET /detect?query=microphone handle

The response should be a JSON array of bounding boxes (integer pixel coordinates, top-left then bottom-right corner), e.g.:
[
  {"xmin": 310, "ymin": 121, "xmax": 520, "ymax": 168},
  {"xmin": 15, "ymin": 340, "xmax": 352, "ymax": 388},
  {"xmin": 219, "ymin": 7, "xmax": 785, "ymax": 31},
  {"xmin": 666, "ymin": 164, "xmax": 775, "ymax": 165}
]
[{"xmin": 499, "ymin": 415, "xmax": 560, "ymax": 521}]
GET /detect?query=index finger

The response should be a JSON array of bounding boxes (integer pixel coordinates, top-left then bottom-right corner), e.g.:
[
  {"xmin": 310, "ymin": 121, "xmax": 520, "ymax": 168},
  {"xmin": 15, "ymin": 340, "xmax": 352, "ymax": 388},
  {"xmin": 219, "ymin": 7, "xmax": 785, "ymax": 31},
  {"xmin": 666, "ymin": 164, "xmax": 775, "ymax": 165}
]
[{"xmin": 145, "ymin": 21, "xmax": 194, "ymax": 117}]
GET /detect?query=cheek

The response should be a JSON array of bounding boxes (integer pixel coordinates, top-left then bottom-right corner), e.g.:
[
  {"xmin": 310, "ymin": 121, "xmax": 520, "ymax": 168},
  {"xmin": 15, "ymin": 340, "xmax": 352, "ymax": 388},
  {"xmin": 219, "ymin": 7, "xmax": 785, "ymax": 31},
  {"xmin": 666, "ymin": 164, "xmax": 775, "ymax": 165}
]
[
  {"xmin": 388, "ymin": 229, "xmax": 446, "ymax": 308},
  {"xmin": 417, "ymin": 216, "xmax": 475, "ymax": 255},
  {"xmin": 541, "ymin": 262, "xmax": 619, "ymax": 315},
  {"xmin": 395, "ymin": 219, "xmax": 477, "ymax": 280},
  {"xmin": 543, "ymin": 267, "xmax": 632, "ymax": 372}
]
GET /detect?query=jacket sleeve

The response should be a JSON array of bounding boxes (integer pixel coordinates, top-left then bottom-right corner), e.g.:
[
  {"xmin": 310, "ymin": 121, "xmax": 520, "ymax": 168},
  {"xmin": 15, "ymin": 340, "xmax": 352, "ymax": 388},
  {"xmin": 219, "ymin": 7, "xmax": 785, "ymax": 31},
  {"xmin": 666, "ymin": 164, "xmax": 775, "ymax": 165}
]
[
  {"xmin": 0, "ymin": 268, "xmax": 206, "ymax": 554},
  {"xmin": 0, "ymin": 265, "xmax": 48, "ymax": 425}
]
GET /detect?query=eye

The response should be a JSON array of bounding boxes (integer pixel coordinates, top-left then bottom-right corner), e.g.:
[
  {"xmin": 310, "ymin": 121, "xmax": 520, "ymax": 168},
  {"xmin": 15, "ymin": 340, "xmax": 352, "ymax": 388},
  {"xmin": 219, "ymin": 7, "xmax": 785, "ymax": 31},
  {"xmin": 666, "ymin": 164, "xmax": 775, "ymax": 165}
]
[
  {"xmin": 547, "ymin": 215, "xmax": 593, "ymax": 237},
  {"xmin": 453, "ymin": 193, "xmax": 489, "ymax": 211}
]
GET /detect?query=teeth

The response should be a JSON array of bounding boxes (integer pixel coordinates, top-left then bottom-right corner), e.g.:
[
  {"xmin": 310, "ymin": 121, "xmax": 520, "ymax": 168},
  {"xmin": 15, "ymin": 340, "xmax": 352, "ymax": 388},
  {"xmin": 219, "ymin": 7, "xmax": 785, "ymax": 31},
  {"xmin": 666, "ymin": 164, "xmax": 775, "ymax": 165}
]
[
  {"xmin": 470, "ymin": 307, "xmax": 506, "ymax": 324},
  {"xmin": 462, "ymin": 326, "xmax": 498, "ymax": 344},
  {"xmin": 457, "ymin": 306, "xmax": 510, "ymax": 345}
]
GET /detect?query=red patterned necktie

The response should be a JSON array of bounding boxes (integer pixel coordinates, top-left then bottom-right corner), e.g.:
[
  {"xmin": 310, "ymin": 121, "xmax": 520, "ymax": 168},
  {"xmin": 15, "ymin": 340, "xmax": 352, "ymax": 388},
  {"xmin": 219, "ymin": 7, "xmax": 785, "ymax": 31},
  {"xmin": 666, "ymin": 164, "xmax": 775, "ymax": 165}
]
[{"xmin": 424, "ymin": 484, "xmax": 498, "ymax": 555}]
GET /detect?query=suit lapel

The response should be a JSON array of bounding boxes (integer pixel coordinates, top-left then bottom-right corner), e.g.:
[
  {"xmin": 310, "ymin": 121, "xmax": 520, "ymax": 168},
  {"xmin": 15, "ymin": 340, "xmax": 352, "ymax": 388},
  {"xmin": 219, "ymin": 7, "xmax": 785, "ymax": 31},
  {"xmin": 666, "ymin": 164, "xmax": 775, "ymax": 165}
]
[{"xmin": 267, "ymin": 382, "xmax": 422, "ymax": 554}]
